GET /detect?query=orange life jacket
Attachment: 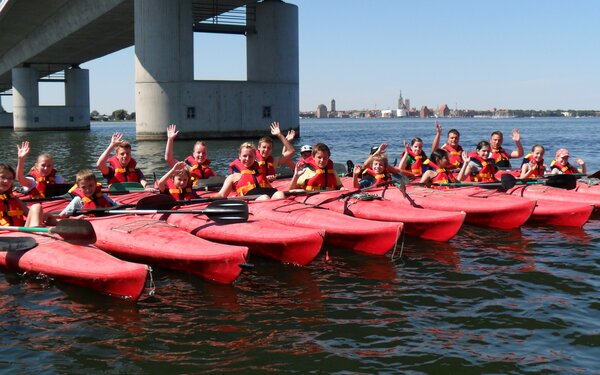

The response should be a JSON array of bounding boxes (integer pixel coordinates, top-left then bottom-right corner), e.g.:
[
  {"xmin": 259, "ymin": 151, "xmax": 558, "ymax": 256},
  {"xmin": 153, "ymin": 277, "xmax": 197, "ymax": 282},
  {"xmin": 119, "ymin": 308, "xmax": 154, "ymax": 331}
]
[
  {"xmin": 402, "ymin": 149, "xmax": 425, "ymax": 176},
  {"xmin": 490, "ymin": 147, "xmax": 511, "ymax": 168},
  {"xmin": 184, "ymin": 155, "xmax": 216, "ymax": 186},
  {"xmin": 302, "ymin": 157, "xmax": 339, "ymax": 191},
  {"xmin": 467, "ymin": 152, "xmax": 498, "ymax": 182},
  {"xmin": 69, "ymin": 183, "xmax": 114, "ymax": 210},
  {"xmin": 106, "ymin": 156, "xmax": 140, "ymax": 184},
  {"xmin": 550, "ymin": 160, "xmax": 578, "ymax": 174},
  {"xmin": 425, "ymin": 160, "xmax": 456, "ymax": 190},
  {"xmin": 0, "ymin": 189, "xmax": 25, "ymax": 226},
  {"xmin": 255, "ymin": 150, "xmax": 275, "ymax": 179},
  {"xmin": 522, "ymin": 153, "xmax": 545, "ymax": 178},
  {"xmin": 442, "ymin": 144, "xmax": 464, "ymax": 169},
  {"xmin": 361, "ymin": 168, "xmax": 391, "ymax": 185},
  {"xmin": 229, "ymin": 159, "xmax": 271, "ymax": 196},
  {"xmin": 164, "ymin": 178, "xmax": 196, "ymax": 201},
  {"xmin": 27, "ymin": 168, "xmax": 57, "ymax": 198}
]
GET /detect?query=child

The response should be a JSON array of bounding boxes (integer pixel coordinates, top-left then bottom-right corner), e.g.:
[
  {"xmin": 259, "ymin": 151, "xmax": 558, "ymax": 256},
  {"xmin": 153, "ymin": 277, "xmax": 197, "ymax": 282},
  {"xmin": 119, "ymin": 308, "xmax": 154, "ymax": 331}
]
[
  {"xmin": 215, "ymin": 142, "xmax": 284, "ymax": 200},
  {"xmin": 399, "ymin": 138, "xmax": 427, "ymax": 177},
  {"xmin": 255, "ymin": 121, "xmax": 295, "ymax": 182},
  {"xmin": 420, "ymin": 149, "xmax": 457, "ymax": 189},
  {"xmin": 352, "ymin": 154, "xmax": 392, "ymax": 188},
  {"xmin": 164, "ymin": 124, "xmax": 216, "ymax": 185},
  {"xmin": 456, "ymin": 141, "xmax": 498, "ymax": 182},
  {"xmin": 289, "ymin": 143, "xmax": 342, "ymax": 191},
  {"xmin": 550, "ymin": 148, "xmax": 586, "ymax": 175},
  {"xmin": 158, "ymin": 161, "xmax": 196, "ymax": 201},
  {"xmin": 16, "ymin": 141, "xmax": 65, "ymax": 198},
  {"xmin": 520, "ymin": 144, "xmax": 546, "ymax": 178},
  {"xmin": 59, "ymin": 169, "xmax": 118, "ymax": 217},
  {"xmin": 0, "ymin": 163, "xmax": 44, "ymax": 227},
  {"xmin": 96, "ymin": 132, "xmax": 149, "ymax": 188}
]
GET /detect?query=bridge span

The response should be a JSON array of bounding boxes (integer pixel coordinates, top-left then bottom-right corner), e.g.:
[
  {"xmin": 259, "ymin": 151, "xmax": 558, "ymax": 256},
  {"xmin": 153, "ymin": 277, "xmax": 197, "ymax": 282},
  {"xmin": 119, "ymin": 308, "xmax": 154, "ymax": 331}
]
[{"xmin": 0, "ymin": 0, "xmax": 299, "ymax": 140}]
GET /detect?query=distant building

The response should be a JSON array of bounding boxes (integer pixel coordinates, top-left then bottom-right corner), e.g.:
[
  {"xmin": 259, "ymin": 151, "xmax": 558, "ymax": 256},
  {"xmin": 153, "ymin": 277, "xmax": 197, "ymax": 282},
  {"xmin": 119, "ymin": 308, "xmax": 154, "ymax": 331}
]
[
  {"xmin": 381, "ymin": 109, "xmax": 395, "ymax": 118},
  {"xmin": 419, "ymin": 106, "xmax": 431, "ymax": 118},
  {"xmin": 331, "ymin": 99, "xmax": 336, "ymax": 112},
  {"xmin": 437, "ymin": 104, "xmax": 450, "ymax": 117},
  {"xmin": 316, "ymin": 104, "xmax": 328, "ymax": 118}
]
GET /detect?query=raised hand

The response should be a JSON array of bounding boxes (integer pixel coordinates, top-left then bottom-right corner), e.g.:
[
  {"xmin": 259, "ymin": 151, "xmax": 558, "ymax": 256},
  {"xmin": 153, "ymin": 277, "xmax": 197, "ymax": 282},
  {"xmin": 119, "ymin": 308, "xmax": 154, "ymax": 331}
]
[
  {"xmin": 17, "ymin": 141, "xmax": 30, "ymax": 159},
  {"xmin": 461, "ymin": 150, "xmax": 469, "ymax": 162},
  {"xmin": 375, "ymin": 143, "xmax": 388, "ymax": 155},
  {"xmin": 353, "ymin": 164, "xmax": 363, "ymax": 176},
  {"xmin": 294, "ymin": 160, "xmax": 306, "ymax": 176},
  {"xmin": 167, "ymin": 124, "xmax": 179, "ymax": 140},
  {"xmin": 270, "ymin": 121, "xmax": 282, "ymax": 137},
  {"xmin": 110, "ymin": 132, "xmax": 124, "ymax": 146},
  {"xmin": 435, "ymin": 120, "xmax": 442, "ymax": 135},
  {"xmin": 285, "ymin": 129, "xmax": 296, "ymax": 141},
  {"xmin": 512, "ymin": 128, "xmax": 520, "ymax": 142}
]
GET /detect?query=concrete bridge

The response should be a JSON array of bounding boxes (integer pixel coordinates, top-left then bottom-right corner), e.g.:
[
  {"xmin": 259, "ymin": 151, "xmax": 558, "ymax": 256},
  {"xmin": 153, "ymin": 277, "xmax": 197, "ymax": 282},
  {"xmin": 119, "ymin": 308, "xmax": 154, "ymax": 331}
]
[{"xmin": 0, "ymin": 0, "xmax": 299, "ymax": 140}]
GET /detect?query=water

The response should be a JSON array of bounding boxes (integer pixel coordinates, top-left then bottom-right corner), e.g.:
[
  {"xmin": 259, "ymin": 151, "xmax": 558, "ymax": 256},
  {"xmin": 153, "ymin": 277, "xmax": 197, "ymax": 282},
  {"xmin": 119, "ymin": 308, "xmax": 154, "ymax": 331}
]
[{"xmin": 0, "ymin": 117, "xmax": 599, "ymax": 373}]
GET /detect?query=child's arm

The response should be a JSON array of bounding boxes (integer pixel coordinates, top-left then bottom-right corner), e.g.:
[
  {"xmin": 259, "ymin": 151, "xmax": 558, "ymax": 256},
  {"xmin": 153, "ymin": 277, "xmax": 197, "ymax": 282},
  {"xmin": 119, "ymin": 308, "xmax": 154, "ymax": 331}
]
[
  {"xmin": 213, "ymin": 174, "xmax": 236, "ymax": 198},
  {"xmin": 352, "ymin": 164, "xmax": 363, "ymax": 188},
  {"xmin": 288, "ymin": 161, "xmax": 307, "ymax": 190},
  {"xmin": 96, "ymin": 132, "xmax": 123, "ymax": 175},
  {"xmin": 510, "ymin": 129, "xmax": 524, "ymax": 158},
  {"xmin": 16, "ymin": 141, "xmax": 35, "ymax": 189},
  {"xmin": 456, "ymin": 152, "xmax": 471, "ymax": 181},
  {"xmin": 271, "ymin": 122, "xmax": 295, "ymax": 168},
  {"xmin": 157, "ymin": 161, "xmax": 186, "ymax": 191},
  {"xmin": 281, "ymin": 129, "xmax": 296, "ymax": 169},
  {"xmin": 164, "ymin": 124, "xmax": 179, "ymax": 167},
  {"xmin": 431, "ymin": 120, "xmax": 441, "ymax": 152}
]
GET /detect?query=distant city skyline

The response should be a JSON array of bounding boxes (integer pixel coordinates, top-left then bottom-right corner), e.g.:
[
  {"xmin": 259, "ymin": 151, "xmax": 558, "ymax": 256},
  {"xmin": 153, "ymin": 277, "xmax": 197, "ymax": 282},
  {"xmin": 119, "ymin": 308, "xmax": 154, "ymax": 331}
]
[{"xmin": 1, "ymin": 0, "xmax": 599, "ymax": 114}]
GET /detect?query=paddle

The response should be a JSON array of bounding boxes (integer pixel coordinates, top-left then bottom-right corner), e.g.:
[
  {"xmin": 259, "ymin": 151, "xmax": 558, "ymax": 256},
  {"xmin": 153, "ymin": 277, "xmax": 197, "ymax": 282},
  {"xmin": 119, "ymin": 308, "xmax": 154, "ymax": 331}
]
[
  {"xmin": 191, "ymin": 176, "xmax": 227, "ymax": 191},
  {"xmin": 73, "ymin": 200, "xmax": 249, "ymax": 224},
  {"xmin": 0, "ymin": 219, "xmax": 97, "ymax": 245},
  {"xmin": 518, "ymin": 174, "xmax": 577, "ymax": 190},
  {"xmin": 0, "ymin": 236, "xmax": 38, "ymax": 252},
  {"xmin": 415, "ymin": 174, "xmax": 518, "ymax": 190},
  {"xmin": 108, "ymin": 182, "xmax": 145, "ymax": 192},
  {"xmin": 588, "ymin": 170, "xmax": 600, "ymax": 179}
]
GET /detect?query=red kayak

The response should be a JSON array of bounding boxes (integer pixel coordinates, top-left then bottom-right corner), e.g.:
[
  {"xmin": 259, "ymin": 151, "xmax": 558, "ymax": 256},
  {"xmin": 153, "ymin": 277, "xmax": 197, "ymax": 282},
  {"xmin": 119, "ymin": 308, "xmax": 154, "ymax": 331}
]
[
  {"xmin": 338, "ymin": 177, "xmax": 534, "ymax": 229},
  {"xmin": 247, "ymin": 198, "xmax": 403, "ymax": 256},
  {"xmin": 437, "ymin": 186, "xmax": 593, "ymax": 227},
  {"xmin": 505, "ymin": 184, "xmax": 600, "ymax": 210},
  {"xmin": 574, "ymin": 180, "xmax": 600, "ymax": 196},
  {"xmin": 289, "ymin": 190, "xmax": 465, "ymax": 242},
  {"xmin": 0, "ymin": 231, "xmax": 148, "ymax": 300},
  {"xmin": 87, "ymin": 214, "xmax": 248, "ymax": 284},
  {"xmin": 158, "ymin": 205, "xmax": 324, "ymax": 266}
]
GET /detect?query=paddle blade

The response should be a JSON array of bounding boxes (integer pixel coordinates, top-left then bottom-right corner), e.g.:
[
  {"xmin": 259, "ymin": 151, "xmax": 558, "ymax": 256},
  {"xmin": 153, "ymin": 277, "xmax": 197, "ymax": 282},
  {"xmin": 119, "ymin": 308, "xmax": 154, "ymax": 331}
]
[
  {"xmin": 203, "ymin": 200, "xmax": 249, "ymax": 224},
  {"xmin": 545, "ymin": 174, "xmax": 577, "ymax": 190},
  {"xmin": 0, "ymin": 237, "xmax": 38, "ymax": 252},
  {"xmin": 44, "ymin": 183, "xmax": 74, "ymax": 197},
  {"xmin": 51, "ymin": 219, "xmax": 97, "ymax": 245},
  {"xmin": 109, "ymin": 182, "xmax": 144, "ymax": 192},
  {"xmin": 136, "ymin": 194, "xmax": 177, "ymax": 210},
  {"xmin": 192, "ymin": 176, "xmax": 226, "ymax": 191},
  {"xmin": 500, "ymin": 174, "xmax": 517, "ymax": 190}
]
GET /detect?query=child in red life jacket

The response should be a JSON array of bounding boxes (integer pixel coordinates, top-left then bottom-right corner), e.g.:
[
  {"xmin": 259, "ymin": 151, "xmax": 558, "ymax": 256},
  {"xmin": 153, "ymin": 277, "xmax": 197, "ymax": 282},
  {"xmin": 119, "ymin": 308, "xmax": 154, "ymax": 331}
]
[
  {"xmin": 550, "ymin": 148, "xmax": 586, "ymax": 175},
  {"xmin": 16, "ymin": 141, "xmax": 65, "ymax": 198},
  {"xmin": 399, "ymin": 138, "xmax": 427, "ymax": 177},
  {"xmin": 456, "ymin": 140, "xmax": 498, "ymax": 183},
  {"xmin": 164, "ymin": 124, "xmax": 216, "ymax": 186},
  {"xmin": 289, "ymin": 143, "xmax": 343, "ymax": 191},
  {"xmin": 59, "ymin": 169, "xmax": 118, "ymax": 217},
  {"xmin": 0, "ymin": 163, "xmax": 44, "ymax": 227},
  {"xmin": 157, "ymin": 161, "xmax": 197, "ymax": 201},
  {"xmin": 96, "ymin": 132, "xmax": 149, "ymax": 189},
  {"xmin": 352, "ymin": 155, "xmax": 391, "ymax": 188},
  {"xmin": 215, "ymin": 142, "xmax": 286, "ymax": 200},
  {"xmin": 419, "ymin": 149, "xmax": 457, "ymax": 189},
  {"xmin": 254, "ymin": 121, "xmax": 296, "ymax": 182},
  {"xmin": 520, "ymin": 144, "xmax": 546, "ymax": 179}
]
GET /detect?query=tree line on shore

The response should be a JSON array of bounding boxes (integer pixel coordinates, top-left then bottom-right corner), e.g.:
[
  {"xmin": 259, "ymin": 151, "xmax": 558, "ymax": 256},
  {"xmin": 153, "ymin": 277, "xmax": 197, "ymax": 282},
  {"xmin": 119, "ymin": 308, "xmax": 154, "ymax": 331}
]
[{"xmin": 90, "ymin": 109, "xmax": 135, "ymax": 121}]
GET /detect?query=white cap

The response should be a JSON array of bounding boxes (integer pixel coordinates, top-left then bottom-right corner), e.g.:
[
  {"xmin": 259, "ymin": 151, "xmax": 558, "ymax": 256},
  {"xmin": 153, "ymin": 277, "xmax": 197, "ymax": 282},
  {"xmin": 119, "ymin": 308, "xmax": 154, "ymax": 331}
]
[{"xmin": 300, "ymin": 145, "xmax": 312, "ymax": 153}]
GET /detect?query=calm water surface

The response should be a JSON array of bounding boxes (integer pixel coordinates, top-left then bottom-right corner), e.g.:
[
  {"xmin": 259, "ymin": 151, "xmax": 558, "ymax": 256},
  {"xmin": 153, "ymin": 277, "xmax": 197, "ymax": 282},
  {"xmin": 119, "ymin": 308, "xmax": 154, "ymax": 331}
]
[{"xmin": 0, "ymin": 118, "xmax": 599, "ymax": 373}]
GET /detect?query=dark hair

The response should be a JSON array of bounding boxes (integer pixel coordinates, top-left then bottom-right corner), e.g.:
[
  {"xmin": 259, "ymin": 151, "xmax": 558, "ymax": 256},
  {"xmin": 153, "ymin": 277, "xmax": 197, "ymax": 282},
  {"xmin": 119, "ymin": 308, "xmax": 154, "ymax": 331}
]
[
  {"xmin": 313, "ymin": 143, "xmax": 331, "ymax": 156},
  {"xmin": 491, "ymin": 130, "xmax": 503, "ymax": 138},
  {"xmin": 411, "ymin": 137, "xmax": 423, "ymax": 145},
  {"xmin": 0, "ymin": 163, "xmax": 15, "ymax": 179},
  {"xmin": 476, "ymin": 140, "xmax": 491, "ymax": 150},
  {"xmin": 531, "ymin": 144, "xmax": 545, "ymax": 153},
  {"xmin": 429, "ymin": 148, "xmax": 449, "ymax": 164},
  {"xmin": 447, "ymin": 129, "xmax": 460, "ymax": 137}
]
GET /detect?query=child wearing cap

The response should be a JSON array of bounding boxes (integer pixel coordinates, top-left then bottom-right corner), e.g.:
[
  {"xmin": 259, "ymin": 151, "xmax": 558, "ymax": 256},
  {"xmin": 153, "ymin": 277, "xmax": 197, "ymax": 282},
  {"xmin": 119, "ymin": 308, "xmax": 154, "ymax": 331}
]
[{"xmin": 550, "ymin": 148, "xmax": 585, "ymax": 175}]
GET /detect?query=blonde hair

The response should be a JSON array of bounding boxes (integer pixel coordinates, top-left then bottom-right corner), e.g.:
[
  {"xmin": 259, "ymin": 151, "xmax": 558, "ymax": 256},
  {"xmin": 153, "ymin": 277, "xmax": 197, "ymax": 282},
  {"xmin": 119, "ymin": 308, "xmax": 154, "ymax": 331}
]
[
  {"xmin": 75, "ymin": 169, "xmax": 97, "ymax": 184},
  {"xmin": 116, "ymin": 141, "xmax": 132, "ymax": 152},
  {"xmin": 371, "ymin": 155, "xmax": 389, "ymax": 168},
  {"xmin": 239, "ymin": 142, "xmax": 256, "ymax": 154},
  {"xmin": 29, "ymin": 153, "xmax": 54, "ymax": 174},
  {"xmin": 193, "ymin": 141, "xmax": 207, "ymax": 149},
  {"xmin": 258, "ymin": 136, "xmax": 273, "ymax": 146},
  {"xmin": 172, "ymin": 166, "xmax": 191, "ymax": 179}
]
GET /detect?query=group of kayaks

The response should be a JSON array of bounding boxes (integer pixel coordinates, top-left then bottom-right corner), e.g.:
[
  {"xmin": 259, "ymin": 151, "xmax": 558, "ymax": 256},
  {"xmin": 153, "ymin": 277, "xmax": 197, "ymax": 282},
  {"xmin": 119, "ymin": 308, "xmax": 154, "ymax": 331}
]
[{"xmin": 1, "ymin": 171, "xmax": 599, "ymax": 302}]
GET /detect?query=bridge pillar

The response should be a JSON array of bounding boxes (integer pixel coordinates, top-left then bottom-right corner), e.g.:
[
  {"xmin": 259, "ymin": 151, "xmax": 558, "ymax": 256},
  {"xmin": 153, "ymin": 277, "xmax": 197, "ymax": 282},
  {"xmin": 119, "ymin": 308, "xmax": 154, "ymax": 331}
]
[
  {"xmin": 12, "ymin": 67, "xmax": 39, "ymax": 130},
  {"xmin": 12, "ymin": 66, "xmax": 90, "ymax": 131},
  {"xmin": 134, "ymin": 0, "xmax": 193, "ymax": 140}
]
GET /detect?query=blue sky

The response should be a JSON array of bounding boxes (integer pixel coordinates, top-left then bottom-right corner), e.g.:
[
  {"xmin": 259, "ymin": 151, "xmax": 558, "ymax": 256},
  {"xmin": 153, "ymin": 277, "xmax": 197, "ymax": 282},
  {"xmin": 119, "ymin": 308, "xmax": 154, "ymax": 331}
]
[{"xmin": 4, "ymin": 0, "xmax": 599, "ymax": 114}]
